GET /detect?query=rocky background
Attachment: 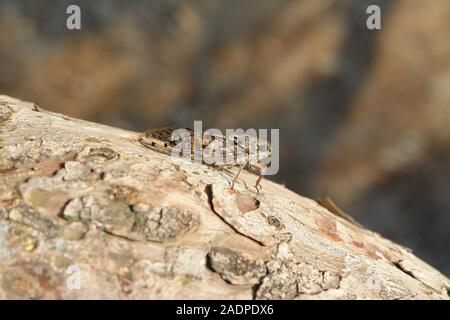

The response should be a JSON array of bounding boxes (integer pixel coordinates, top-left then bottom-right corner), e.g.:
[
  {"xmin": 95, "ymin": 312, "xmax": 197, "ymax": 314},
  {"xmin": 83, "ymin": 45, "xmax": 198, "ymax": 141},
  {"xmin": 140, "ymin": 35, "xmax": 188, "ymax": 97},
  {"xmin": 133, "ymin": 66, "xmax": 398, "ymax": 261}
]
[{"xmin": 0, "ymin": 0, "xmax": 449, "ymax": 276}]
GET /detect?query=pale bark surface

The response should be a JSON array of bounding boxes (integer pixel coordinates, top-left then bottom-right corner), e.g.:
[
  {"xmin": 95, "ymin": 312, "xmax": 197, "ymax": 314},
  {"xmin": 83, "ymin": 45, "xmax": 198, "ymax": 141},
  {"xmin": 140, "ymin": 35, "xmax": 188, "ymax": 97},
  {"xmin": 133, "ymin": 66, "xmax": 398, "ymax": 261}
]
[{"xmin": 0, "ymin": 95, "xmax": 448, "ymax": 300}]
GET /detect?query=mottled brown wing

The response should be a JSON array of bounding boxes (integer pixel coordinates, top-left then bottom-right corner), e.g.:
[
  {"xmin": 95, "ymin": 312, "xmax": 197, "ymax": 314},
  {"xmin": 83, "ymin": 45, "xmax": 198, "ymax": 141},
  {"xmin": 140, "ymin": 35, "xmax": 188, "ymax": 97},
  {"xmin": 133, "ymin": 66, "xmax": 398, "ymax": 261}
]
[
  {"xmin": 138, "ymin": 127, "xmax": 179, "ymax": 155},
  {"xmin": 139, "ymin": 127, "xmax": 226, "ymax": 164}
]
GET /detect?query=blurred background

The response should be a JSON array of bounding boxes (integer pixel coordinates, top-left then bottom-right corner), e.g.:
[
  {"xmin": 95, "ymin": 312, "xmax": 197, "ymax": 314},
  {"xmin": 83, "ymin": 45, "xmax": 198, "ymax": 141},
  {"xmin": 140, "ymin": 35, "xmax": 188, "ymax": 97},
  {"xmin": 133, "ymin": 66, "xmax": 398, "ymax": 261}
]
[{"xmin": 0, "ymin": 0, "xmax": 449, "ymax": 275}]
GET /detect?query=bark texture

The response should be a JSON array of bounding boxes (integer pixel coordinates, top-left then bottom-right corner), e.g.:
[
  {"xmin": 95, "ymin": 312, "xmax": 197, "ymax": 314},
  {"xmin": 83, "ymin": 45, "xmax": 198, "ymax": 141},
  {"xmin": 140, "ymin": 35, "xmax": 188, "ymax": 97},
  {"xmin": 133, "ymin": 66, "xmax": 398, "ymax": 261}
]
[{"xmin": 0, "ymin": 95, "xmax": 448, "ymax": 300}]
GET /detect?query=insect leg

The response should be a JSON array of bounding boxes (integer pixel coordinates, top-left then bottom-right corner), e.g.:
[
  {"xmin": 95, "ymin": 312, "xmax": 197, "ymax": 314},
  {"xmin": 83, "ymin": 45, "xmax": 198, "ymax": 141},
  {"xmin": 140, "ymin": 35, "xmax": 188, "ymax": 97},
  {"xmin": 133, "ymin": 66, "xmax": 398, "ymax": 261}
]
[
  {"xmin": 254, "ymin": 175, "xmax": 263, "ymax": 194},
  {"xmin": 231, "ymin": 160, "xmax": 248, "ymax": 189}
]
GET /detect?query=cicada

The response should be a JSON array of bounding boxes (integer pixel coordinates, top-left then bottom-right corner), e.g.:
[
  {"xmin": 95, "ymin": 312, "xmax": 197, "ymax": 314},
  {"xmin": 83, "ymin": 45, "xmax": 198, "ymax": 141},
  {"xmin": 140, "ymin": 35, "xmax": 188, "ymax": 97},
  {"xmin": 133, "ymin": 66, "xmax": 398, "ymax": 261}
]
[{"xmin": 138, "ymin": 127, "xmax": 271, "ymax": 192}]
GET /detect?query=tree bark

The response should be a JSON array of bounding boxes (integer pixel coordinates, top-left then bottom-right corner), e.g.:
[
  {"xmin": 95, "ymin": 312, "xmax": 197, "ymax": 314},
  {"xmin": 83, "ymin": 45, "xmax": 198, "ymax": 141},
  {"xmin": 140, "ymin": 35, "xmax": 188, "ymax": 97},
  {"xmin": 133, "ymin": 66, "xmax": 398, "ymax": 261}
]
[{"xmin": 0, "ymin": 95, "xmax": 448, "ymax": 300}]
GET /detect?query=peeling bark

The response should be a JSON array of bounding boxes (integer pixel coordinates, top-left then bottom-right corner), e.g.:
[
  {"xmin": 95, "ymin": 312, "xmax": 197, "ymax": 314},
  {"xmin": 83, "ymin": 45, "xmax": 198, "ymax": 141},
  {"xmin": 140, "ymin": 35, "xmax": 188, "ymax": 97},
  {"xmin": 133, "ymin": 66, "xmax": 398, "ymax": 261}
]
[{"xmin": 0, "ymin": 95, "xmax": 448, "ymax": 300}]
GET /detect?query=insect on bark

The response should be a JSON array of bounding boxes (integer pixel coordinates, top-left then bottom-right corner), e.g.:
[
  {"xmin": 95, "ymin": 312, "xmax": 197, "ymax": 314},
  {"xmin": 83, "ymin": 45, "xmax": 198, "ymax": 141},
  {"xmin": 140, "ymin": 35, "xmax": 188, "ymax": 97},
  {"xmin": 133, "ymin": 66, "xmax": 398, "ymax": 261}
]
[{"xmin": 138, "ymin": 127, "xmax": 271, "ymax": 193}]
